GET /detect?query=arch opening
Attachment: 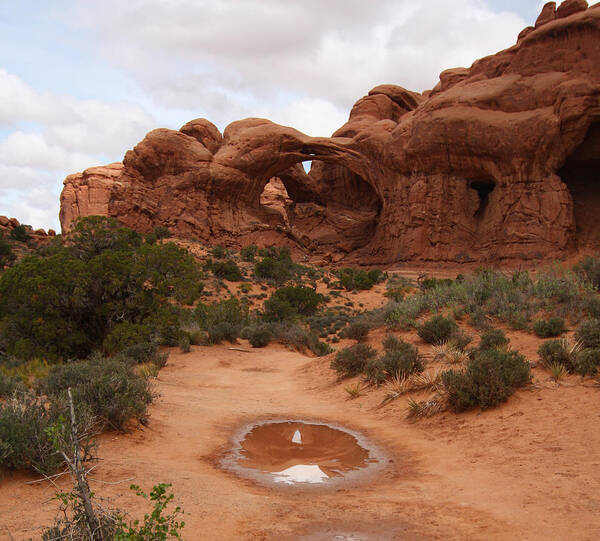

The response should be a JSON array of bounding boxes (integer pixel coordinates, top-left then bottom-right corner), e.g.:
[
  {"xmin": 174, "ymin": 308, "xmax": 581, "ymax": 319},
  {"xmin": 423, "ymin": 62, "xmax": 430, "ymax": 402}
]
[
  {"xmin": 469, "ymin": 179, "xmax": 496, "ymax": 218},
  {"xmin": 558, "ymin": 123, "xmax": 600, "ymax": 248},
  {"xmin": 258, "ymin": 158, "xmax": 382, "ymax": 252}
]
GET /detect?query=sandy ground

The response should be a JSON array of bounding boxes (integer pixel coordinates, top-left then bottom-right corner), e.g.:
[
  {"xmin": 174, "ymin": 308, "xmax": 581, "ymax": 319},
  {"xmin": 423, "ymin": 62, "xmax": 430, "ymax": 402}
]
[{"xmin": 1, "ymin": 334, "xmax": 599, "ymax": 541}]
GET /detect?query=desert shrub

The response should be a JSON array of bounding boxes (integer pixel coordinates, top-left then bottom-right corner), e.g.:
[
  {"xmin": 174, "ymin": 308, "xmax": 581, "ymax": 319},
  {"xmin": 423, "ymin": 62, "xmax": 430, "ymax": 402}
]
[
  {"xmin": 584, "ymin": 296, "xmax": 600, "ymax": 318},
  {"xmin": 0, "ymin": 236, "xmax": 15, "ymax": 268},
  {"xmin": 385, "ymin": 275, "xmax": 412, "ymax": 302},
  {"xmin": 343, "ymin": 320, "xmax": 372, "ymax": 342},
  {"xmin": 0, "ymin": 218, "xmax": 203, "ymax": 361},
  {"xmin": 0, "ymin": 392, "xmax": 64, "ymax": 474},
  {"xmin": 240, "ymin": 244, "xmax": 258, "ymax": 262},
  {"xmin": 417, "ymin": 315, "xmax": 457, "ymax": 344},
  {"xmin": 39, "ymin": 357, "xmax": 153, "ymax": 431},
  {"xmin": 451, "ymin": 329, "xmax": 472, "ymax": 351},
  {"xmin": 103, "ymin": 322, "xmax": 153, "ymax": 356},
  {"xmin": 478, "ymin": 328, "xmax": 509, "ymax": 351},
  {"xmin": 211, "ymin": 245, "xmax": 227, "ymax": 259},
  {"xmin": 330, "ymin": 344, "xmax": 377, "ymax": 377},
  {"xmin": 443, "ymin": 348, "xmax": 531, "ymax": 411},
  {"xmin": 364, "ymin": 358, "xmax": 386, "ymax": 385},
  {"xmin": 574, "ymin": 255, "xmax": 600, "ymax": 289},
  {"xmin": 10, "ymin": 224, "xmax": 30, "ymax": 242},
  {"xmin": 575, "ymin": 318, "xmax": 600, "ymax": 348},
  {"xmin": 195, "ymin": 297, "xmax": 248, "ymax": 344},
  {"xmin": 209, "ymin": 258, "xmax": 243, "ymax": 281},
  {"xmin": 253, "ymin": 247, "xmax": 299, "ymax": 285},
  {"xmin": 420, "ymin": 277, "xmax": 453, "ymax": 290},
  {"xmin": 188, "ymin": 329, "xmax": 207, "ymax": 346},
  {"xmin": 336, "ymin": 268, "xmax": 382, "ymax": 291},
  {"xmin": 263, "ymin": 286, "xmax": 323, "ymax": 321},
  {"xmin": 537, "ymin": 339, "xmax": 576, "ymax": 371},
  {"xmin": 379, "ymin": 337, "xmax": 423, "ymax": 380},
  {"xmin": 385, "ymin": 295, "xmax": 428, "ymax": 329},
  {"xmin": 533, "ymin": 317, "xmax": 566, "ymax": 338},
  {"xmin": 241, "ymin": 324, "xmax": 272, "ymax": 348},
  {"xmin": 0, "ymin": 374, "xmax": 26, "ymax": 397},
  {"xmin": 574, "ymin": 348, "xmax": 600, "ymax": 376},
  {"xmin": 113, "ymin": 482, "xmax": 185, "ymax": 540},
  {"xmin": 178, "ymin": 334, "xmax": 191, "ymax": 353}
]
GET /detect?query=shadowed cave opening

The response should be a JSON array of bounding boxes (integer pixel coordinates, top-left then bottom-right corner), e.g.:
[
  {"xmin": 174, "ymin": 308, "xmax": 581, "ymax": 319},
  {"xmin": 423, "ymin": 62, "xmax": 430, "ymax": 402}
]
[
  {"xmin": 469, "ymin": 179, "xmax": 496, "ymax": 218},
  {"xmin": 558, "ymin": 123, "xmax": 600, "ymax": 248}
]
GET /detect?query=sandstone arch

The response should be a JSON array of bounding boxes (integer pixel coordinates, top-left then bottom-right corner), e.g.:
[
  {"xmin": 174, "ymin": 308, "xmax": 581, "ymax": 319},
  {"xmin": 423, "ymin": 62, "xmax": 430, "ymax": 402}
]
[{"xmin": 60, "ymin": 3, "xmax": 600, "ymax": 265}]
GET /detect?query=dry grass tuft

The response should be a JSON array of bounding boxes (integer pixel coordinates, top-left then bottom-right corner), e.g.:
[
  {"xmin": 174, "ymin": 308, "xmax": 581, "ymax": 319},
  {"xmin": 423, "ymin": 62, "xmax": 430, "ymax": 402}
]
[
  {"xmin": 406, "ymin": 393, "xmax": 448, "ymax": 419},
  {"xmin": 344, "ymin": 381, "xmax": 364, "ymax": 399},
  {"xmin": 379, "ymin": 369, "xmax": 443, "ymax": 407},
  {"xmin": 548, "ymin": 361, "xmax": 567, "ymax": 382}
]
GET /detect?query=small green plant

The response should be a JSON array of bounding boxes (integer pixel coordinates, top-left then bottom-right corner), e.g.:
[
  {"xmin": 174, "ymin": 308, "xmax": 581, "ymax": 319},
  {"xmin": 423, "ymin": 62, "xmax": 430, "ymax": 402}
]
[
  {"xmin": 208, "ymin": 258, "xmax": 243, "ymax": 281},
  {"xmin": 533, "ymin": 318, "xmax": 566, "ymax": 338},
  {"xmin": 417, "ymin": 315, "xmax": 457, "ymax": 344},
  {"xmin": 336, "ymin": 268, "xmax": 382, "ymax": 291},
  {"xmin": 115, "ymin": 483, "xmax": 185, "ymax": 540}
]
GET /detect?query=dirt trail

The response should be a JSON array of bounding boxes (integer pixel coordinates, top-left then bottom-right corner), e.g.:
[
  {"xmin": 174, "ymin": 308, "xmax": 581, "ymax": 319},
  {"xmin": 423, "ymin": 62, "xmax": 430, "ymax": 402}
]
[{"xmin": 1, "ymin": 342, "xmax": 599, "ymax": 540}]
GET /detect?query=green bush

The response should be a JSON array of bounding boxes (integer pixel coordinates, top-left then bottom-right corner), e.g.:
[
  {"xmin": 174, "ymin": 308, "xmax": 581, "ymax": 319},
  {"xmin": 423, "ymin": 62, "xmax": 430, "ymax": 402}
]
[
  {"xmin": 263, "ymin": 286, "xmax": 324, "ymax": 321},
  {"xmin": 479, "ymin": 328, "xmax": 509, "ymax": 350},
  {"xmin": 10, "ymin": 224, "xmax": 30, "ymax": 242},
  {"xmin": 336, "ymin": 268, "xmax": 382, "ymax": 291},
  {"xmin": 209, "ymin": 259, "xmax": 243, "ymax": 281},
  {"xmin": 537, "ymin": 339, "xmax": 575, "ymax": 371},
  {"xmin": 0, "ymin": 236, "xmax": 15, "ymax": 268},
  {"xmin": 0, "ymin": 374, "xmax": 26, "ymax": 397},
  {"xmin": 330, "ymin": 344, "xmax": 377, "ymax": 377},
  {"xmin": 0, "ymin": 217, "xmax": 203, "ymax": 361},
  {"xmin": 379, "ymin": 336, "xmax": 423, "ymax": 379},
  {"xmin": 575, "ymin": 348, "xmax": 600, "ymax": 376},
  {"xmin": 178, "ymin": 334, "xmax": 191, "ymax": 353},
  {"xmin": 417, "ymin": 315, "xmax": 457, "ymax": 344},
  {"xmin": 241, "ymin": 324, "xmax": 272, "ymax": 348},
  {"xmin": 39, "ymin": 357, "xmax": 154, "ymax": 431},
  {"xmin": 533, "ymin": 318, "xmax": 566, "ymax": 338},
  {"xmin": 240, "ymin": 244, "xmax": 258, "ymax": 262},
  {"xmin": 195, "ymin": 297, "xmax": 248, "ymax": 344},
  {"xmin": 211, "ymin": 245, "xmax": 227, "ymax": 259},
  {"xmin": 443, "ymin": 348, "xmax": 531, "ymax": 411},
  {"xmin": 343, "ymin": 320, "xmax": 371, "ymax": 341},
  {"xmin": 574, "ymin": 256, "xmax": 600, "ymax": 289},
  {"xmin": 103, "ymin": 322, "xmax": 153, "ymax": 356},
  {"xmin": 575, "ymin": 318, "xmax": 600, "ymax": 348},
  {"xmin": 0, "ymin": 392, "xmax": 63, "ymax": 474},
  {"xmin": 114, "ymin": 483, "xmax": 185, "ymax": 540}
]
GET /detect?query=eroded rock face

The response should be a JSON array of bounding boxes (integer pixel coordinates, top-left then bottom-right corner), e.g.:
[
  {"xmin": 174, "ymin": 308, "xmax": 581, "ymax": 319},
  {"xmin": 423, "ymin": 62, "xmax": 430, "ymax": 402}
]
[{"xmin": 60, "ymin": 4, "xmax": 600, "ymax": 264}]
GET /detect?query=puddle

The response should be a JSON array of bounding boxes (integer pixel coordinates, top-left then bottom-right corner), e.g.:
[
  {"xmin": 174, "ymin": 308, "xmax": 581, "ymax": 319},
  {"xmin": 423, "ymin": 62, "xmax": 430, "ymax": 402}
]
[{"xmin": 223, "ymin": 420, "xmax": 384, "ymax": 487}]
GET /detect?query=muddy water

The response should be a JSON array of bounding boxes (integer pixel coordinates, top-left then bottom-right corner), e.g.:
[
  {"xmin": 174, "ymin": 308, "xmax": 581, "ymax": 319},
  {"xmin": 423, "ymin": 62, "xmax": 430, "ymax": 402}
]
[{"xmin": 225, "ymin": 420, "xmax": 383, "ymax": 486}]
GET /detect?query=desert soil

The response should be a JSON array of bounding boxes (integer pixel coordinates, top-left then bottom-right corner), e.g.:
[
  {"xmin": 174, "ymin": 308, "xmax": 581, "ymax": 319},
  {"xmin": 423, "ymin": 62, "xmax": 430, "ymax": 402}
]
[{"xmin": 1, "ymin": 331, "xmax": 599, "ymax": 540}]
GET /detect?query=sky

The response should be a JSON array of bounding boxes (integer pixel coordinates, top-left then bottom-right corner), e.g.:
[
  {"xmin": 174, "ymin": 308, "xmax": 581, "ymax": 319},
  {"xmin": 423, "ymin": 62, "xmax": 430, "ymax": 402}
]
[{"xmin": 0, "ymin": 0, "xmax": 557, "ymax": 230}]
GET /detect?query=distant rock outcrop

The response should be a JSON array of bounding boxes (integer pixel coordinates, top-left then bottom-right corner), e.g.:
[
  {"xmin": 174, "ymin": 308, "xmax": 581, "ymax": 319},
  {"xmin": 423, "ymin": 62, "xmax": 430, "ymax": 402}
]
[{"xmin": 60, "ymin": 2, "xmax": 600, "ymax": 264}]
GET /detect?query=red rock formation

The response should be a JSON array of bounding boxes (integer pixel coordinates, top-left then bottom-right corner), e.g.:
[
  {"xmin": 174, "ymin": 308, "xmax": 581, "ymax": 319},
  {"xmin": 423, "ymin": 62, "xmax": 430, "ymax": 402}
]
[{"xmin": 60, "ymin": 3, "xmax": 600, "ymax": 264}]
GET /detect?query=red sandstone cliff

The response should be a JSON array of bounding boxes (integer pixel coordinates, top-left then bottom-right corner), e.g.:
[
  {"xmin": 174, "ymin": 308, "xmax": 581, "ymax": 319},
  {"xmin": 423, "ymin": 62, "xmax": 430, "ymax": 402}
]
[{"xmin": 60, "ymin": 1, "xmax": 600, "ymax": 264}]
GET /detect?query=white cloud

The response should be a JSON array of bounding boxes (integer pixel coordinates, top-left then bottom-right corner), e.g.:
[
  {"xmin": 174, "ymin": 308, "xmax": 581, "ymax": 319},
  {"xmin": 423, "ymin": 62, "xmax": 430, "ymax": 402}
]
[{"xmin": 71, "ymin": 0, "xmax": 526, "ymax": 133}]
